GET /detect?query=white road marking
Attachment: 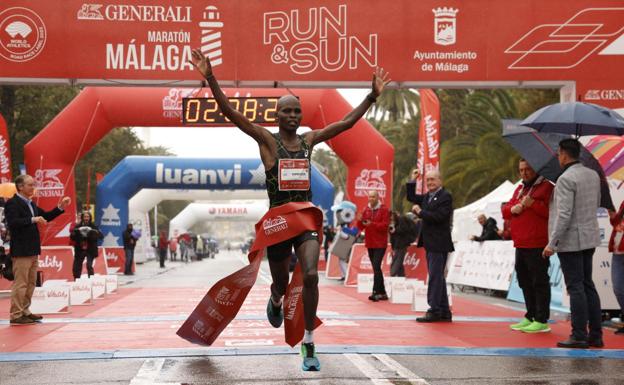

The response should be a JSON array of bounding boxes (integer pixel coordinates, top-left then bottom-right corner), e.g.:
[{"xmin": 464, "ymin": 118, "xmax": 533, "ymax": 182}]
[
  {"xmin": 129, "ymin": 358, "xmax": 179, "ymax": 385},
  {"xmin": 345, "ymin": 353, "xmax": 429, "ymax": 385}
]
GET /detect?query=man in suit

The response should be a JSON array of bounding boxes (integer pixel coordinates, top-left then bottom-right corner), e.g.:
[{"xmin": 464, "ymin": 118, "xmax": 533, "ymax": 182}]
[
  {"xmin": 543, "ymin": 139, "xmax": 603, "ymax": 348},
  {"xmin": 5, "ymin": 174, "xmax": 70, "ymax": 325},
  {"xmin": 407, "ymin": 169, "xmax": 454, "ymax": 322}
]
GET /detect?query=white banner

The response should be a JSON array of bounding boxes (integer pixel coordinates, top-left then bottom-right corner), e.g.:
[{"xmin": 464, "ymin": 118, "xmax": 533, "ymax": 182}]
[{"xmin": 447, "ymin": 240, "xmax": 516, "ymax": 291}]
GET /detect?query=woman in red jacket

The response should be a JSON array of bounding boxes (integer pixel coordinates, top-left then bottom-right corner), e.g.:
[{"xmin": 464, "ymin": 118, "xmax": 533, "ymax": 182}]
[
  {"xmin": 357, "ymin": 190, "xmax": 390, "ymax": 301},
  {"xmin": 609, "ymin": 201, "xmax": 624, "ymax": 335}
]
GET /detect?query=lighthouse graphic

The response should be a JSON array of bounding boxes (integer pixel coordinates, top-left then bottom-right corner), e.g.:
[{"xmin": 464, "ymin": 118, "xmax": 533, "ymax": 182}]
[{"xmin": 199, "ymin": 6, "xmax": 223, "ymax": 66}]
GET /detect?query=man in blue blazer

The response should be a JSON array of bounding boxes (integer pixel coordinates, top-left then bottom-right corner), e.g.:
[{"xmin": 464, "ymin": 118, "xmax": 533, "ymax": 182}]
[
  {"xmin": 406, "ymin": 169, "xmax": 454, "ymax": 322},
  {"xmin": 5, "ymin": 174, "xmax": 71, "ymax": 325}
]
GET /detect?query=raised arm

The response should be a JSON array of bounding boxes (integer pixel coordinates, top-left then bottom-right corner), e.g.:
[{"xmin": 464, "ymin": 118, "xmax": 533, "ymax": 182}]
[
  {"xmin": 190, "ymin": 49, "xmax": 273, "ymax": 145},
  {"xmin": 306, "ymin": 67, "xmax": 390, "ymax": 146}
]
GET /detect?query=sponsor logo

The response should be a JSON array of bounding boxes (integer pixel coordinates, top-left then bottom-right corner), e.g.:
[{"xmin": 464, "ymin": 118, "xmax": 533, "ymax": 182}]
[
  {"xmin": 263, "ymin": 4, "xmax": 377, "ymax": 75},
  {"xmin": 0, "ymin": 7, "xmax": 46, "ymax": 62},
  {"xmin": 101, "ymin": 204, "xmax": 121, "ymax": 226},
  {"xmin": 403, "ymin": 252, "xmax": 421, "ymax": 270},
  {"xmin": 77, "ymin": 4, "xmax": 104, "ymax": 20},
  {"xmin": 205, "ymin": 307, "xmax": 224, "ymax": 322},
  {"xmin": 209, "ymin": 207, "xmax": 249, "ymax": 215},
  {"xmin": 155, "ymin": 162, "xmax": 242, "ymax": 185},
  {"xmin": 33, "ymin": 168, "xmax": 64, "ymax": 197},
  {"xmin": 433, "ymin": 7, "xmax": 458, "ymax": 46},
  {"xmin": 199, "ymin": 6, "xmax": 223, "ymax": 67},
  {"xmin": 38, "ymin": 255, "xmax": 63, "ymax": 272},
  {"xmin": 77, "ymin": 4, "xmax": 191, "ymax": 22},
  {"xmin": 424, "ymin": 114, "xmax": 439, "ymax": 161},
  {"xmin": 262, "ymin": 216, "xmax": 288, "ymax": 235},
  {"xmin": 284, "ymin": 286, "xmax": 302, "ymax": 321},
  {"xmin": 505, "ymin": 8, "xmax": 624, "ymax": 69},
  {"xmin": 214, "ymin": 286, "xmax": 237, "ymax": 306},
  {"xmin": 354, "ymin": 169, "xmax": 386, "ymax": 198},
  {"xmin": 47, "ymin": 289, "xmax": 69, "ymax": 299},
  {"xmin": 162, "ymin": 88, "xmax": 195, "ymax": 119},
  {"xmin": 0, "ymin": 134, "xmax": 11, "ymax": 183},
  {"xmin": 584, "ymin": 89, "xmax": 624, "ymax": 101},
  {"xmin": 72, "ymin": 284, "xmax": 91, "ymax": 292}
]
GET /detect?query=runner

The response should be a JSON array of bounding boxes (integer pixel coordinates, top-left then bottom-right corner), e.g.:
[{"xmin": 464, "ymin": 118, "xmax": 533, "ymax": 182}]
[{"xmin": 190, "ymin": 48, "xmax": 390, "ymax": 371}]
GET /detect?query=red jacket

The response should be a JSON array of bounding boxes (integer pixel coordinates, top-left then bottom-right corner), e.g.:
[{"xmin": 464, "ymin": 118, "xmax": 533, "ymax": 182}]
[
  {"xmin": 609, "ymin": 201, "xmax": 624, "ymax": 253},
  {"xmin": 501, "ymin": 177, "xmax": 553, "ymax": 249},
  {"xmin": 357, "ymin": 204, "xmax": 390, "ymax": 248}
]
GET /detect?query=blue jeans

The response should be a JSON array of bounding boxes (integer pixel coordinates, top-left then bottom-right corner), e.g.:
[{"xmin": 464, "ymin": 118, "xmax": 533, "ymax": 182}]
[
  {"xmin": 124, "ymin": 248, "xmax": 134, "ymax": 274},
  {"xmin": 558, "ymin": 249, "xmax": 602, "ymax": 341},
  {"xmin": 612, "ymin": 254, "xmax": 624, "ymax": 317},
  {"xmin": 426, "ymin": 251, "xmax": 450, "ymax": 315}
]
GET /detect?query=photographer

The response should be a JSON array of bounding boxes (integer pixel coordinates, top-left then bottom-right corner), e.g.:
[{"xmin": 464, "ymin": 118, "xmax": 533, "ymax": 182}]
[
  {"xmin": 389, "ymin": 212, "xmax": 419, "ymax": 277},
  {"xmin": 70, "ymin": 211, "xmax": 103, "ymax": 279}
]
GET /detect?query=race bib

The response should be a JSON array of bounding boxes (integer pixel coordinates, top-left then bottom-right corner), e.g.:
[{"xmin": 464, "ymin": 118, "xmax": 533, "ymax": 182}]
[{"xmin": 279, "ymin": 159, "xmax": 310, "ymax": 191}]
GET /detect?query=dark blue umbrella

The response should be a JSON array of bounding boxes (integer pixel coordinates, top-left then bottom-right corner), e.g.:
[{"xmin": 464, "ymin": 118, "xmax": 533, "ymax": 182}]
[
  {"xmin": 502, "ymin": 125, "xmax": 615, "ymax": 211},
  {"xmin": 521, "ymin": 102, "xmax": 624, "ymax": 137}
]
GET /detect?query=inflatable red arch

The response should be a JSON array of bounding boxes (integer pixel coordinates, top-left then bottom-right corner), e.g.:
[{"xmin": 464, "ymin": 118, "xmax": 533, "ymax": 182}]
[{"xmin": 25, "ymin": 87, "xmax": 394, "ymax": 245}]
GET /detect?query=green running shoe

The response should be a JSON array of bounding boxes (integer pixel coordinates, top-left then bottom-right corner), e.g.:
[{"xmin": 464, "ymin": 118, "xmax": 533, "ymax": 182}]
[
  {"xmin": 520, "ymin": 321, "xmax": 551, "ymax": 333},
  {"xmin": 266, "ymin": 297, "xmax": 283, "ymax": 328},
  {"xmin": 509, "ymin": 318, "xmax": 532, "ymax": 331},
  {"xmin": 301, "ymin": 342, "xmax": 321, "ymax": 371}
]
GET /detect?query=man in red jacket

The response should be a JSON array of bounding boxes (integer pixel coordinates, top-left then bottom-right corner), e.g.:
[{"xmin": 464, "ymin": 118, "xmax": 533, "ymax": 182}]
[
  {"xmin": 357, "ymin": 190, "xmax": 390, "ymax": 301},
  {"xmin": 502, "ymin": 159, "xmax": 554, "ymax": 333}
]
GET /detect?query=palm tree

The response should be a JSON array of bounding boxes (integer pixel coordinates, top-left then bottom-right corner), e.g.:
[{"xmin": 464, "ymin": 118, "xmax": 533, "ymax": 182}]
[
  {"xmin": 367, "ymin": 89, "xmax": 420, "ymax": 123},
  {"xmin": 440, "ymin": 90, "xmax": 521, "ymax": 207}
]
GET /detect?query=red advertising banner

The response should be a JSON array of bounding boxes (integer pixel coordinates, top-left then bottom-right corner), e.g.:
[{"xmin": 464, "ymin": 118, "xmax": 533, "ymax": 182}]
[
  {"xmin": 37, "ymin": 246, "xmax": 75, "ymax": 282},
  {"xmin": 324, "ymin": 253, "xmax": 343, "ymax": 280},
  {"xmin": 403, "ymin": 245, "xmax": 428, "ymax": 281},
  {"xmin": 103, "ymin": 246, "xmax": 133, "ymax": 274},
  {"xmin": 344, "ymin": 244, "xmax": 391, "ymax": 287},
  {"xmin": 1, "ymin": 1, "xmax": 623, "ymax": 107},
  {"xmin": 345, "ymin": 243, "xmax": 428, "ymax": 286},
  {"xmin": 419, "ymin": 89, "xmax": 441, "ymax": 183},
  {"xmin": 0, "ymin": 113, "xmax": 12, "ymax": 184}
]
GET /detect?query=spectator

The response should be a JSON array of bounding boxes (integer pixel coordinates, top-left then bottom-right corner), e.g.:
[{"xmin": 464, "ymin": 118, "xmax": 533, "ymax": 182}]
[
  {"xmin": 608, "ymin": 200, "xmax": 624, "ymax": 335},
  {"xmin": 158, "ymin": 230, "xmax": 168, "ymax": 268},
  {"xmin": 471, "ymin": 214, "xmax": 502, "ymax": 241},
  {"xmin": 122, "ymin": 224, "xmax": 138, "ymax": 275},
  {"xmin": 169, "ymin": 237, "xmax": 178, "ymax": 261},
  {"xmin": 5, "ymin": 174, "xmax": 70, "ymax": 325},
  {"xmin": 543, "ymin": 139, "xmax": 603, "ymax": 349},
  {"xmin": 357, "ymin": 190, "xmax": 390, "ymax": 301},
  {"xmin": 502, "ymin": 159, "xmax": 554, "ymax": 333},
  {"xmin": 407, "ymin": 169, "xmax": 454, "ymax": 323},
  {"xmin": 70, "ymin": 211, "xmax": 103, "ymax": 279},
  {"xmin": 389, "ymin": 211, "xmax": 419, "ymax": 277}
]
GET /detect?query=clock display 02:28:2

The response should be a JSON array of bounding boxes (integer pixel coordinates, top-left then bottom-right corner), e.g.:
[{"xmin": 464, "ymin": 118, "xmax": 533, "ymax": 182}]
[{"xmin": 183, "ymin": 97, "xmax": 279, "ymax": 124}]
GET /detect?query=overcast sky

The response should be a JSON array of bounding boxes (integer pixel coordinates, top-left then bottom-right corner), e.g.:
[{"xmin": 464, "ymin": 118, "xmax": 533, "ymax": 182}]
[{"xmin": 132, "ymin": 89, "xmax": 368, "ymax": 157}]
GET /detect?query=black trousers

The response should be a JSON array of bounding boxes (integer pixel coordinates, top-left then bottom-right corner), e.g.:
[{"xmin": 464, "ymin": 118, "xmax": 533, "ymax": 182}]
[
  {"xmin": 515, "ymin": 248, "xmax": 551, "ymax": 323},
  {"xmin": 159, "ymin": 248, "xmax": 167, "ymax": 268},
  {"xmin": 73, "ymin": 251, "xmax": 95, "ymax": 279},
  {"xmin": 390, "ymin": 248, "xmax": 406, "ymax": 277},
  {"xmin": 368, "ymin": 248, "xmax": 387, "ymax": 294},
  {"xmin": 426, "ymin": 251, "xmax": 450, "ymax": 315}
]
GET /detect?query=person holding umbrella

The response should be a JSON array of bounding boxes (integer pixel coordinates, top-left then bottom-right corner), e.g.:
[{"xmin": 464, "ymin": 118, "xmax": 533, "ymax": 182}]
[
  {"xmin": 543, "ymin": 139, "xmax": 603, "ymax": 349},
  {"xmin": 502, "ymin": 159, "xmax": 553, "ymax": 333}
]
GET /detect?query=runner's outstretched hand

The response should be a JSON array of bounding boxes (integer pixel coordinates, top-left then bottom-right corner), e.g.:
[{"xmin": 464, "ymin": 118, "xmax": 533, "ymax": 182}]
[{"xmin": 190, "ymin": 48, "xmax": 213, "ymax": 79}]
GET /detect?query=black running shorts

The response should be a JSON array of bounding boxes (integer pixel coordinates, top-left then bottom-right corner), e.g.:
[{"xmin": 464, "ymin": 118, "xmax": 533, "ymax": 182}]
[{"xmin": 266, "ymin": 231, "xmax": 319, "ymax": 261}]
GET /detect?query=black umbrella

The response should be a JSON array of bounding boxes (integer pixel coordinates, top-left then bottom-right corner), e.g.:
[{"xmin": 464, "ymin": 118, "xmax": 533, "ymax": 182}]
[
  {"xmin": 521, "ymin": 101, "xmax": 624, "ymax": 137},
  {"xmin": 503, "ymin": 125, "xmax": 615, "ymax": 211}
]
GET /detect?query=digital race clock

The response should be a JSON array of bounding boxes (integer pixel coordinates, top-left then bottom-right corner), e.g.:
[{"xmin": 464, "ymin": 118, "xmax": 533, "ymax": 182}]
[{"xmin": 183, "ymin": 97, "xmax": 279, "ymax": 125}]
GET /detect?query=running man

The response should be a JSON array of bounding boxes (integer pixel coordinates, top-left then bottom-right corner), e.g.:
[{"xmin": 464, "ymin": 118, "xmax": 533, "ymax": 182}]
[{"xmin": 190, "ymin": 48, "xmax": 389, "ymax": 371}]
